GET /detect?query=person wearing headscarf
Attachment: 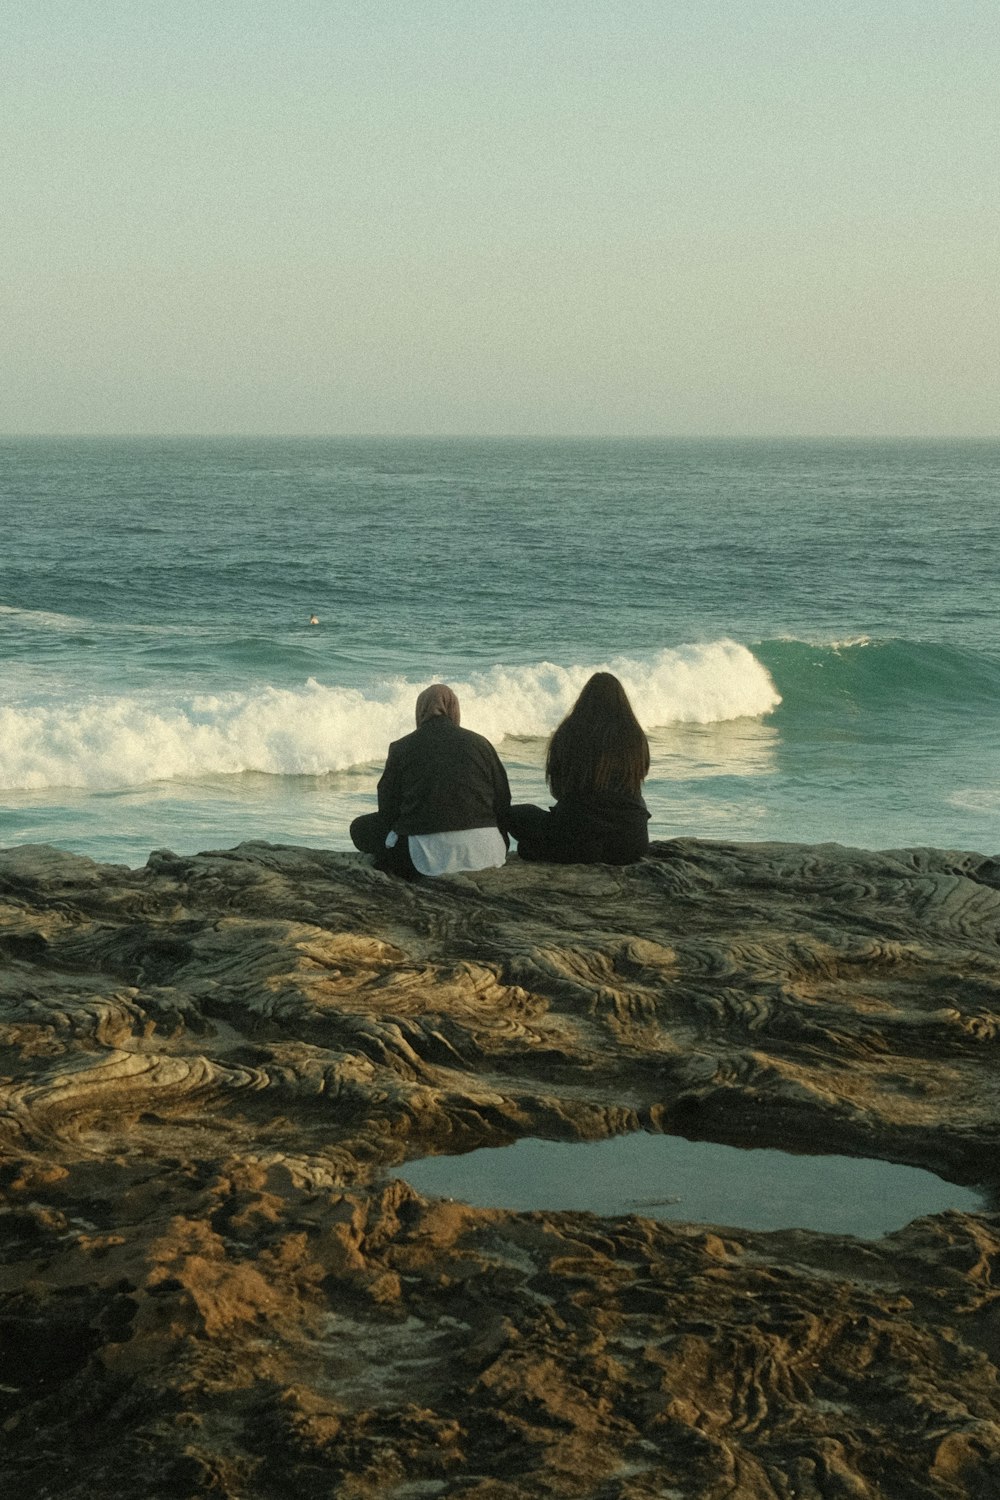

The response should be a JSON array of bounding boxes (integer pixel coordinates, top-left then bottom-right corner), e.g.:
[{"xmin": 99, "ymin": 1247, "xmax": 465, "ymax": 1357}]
[
  {"xmin": 507, "ymin": 672, "xmax": 650, "ymax": 864},
  {"xmin": 350, "ymin": 684, "xmax": 511, "ymax": 878}
]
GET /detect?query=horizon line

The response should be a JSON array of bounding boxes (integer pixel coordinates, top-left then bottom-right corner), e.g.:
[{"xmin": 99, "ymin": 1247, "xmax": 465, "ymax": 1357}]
[{"xmin": 2, "ymin": 431, "xmax": 999, "ymax": 443}]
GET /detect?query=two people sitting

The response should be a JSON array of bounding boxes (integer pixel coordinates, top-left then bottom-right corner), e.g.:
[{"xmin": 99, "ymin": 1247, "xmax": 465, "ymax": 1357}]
[{"xmin": 349, "ymin": 672, "xmax": 650, "ymax": 878}]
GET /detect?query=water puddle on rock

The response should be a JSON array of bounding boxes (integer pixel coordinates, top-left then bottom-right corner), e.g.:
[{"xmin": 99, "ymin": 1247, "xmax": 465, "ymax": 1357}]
[{"xmin": 391, "ymin": 1132, "xmax": 985, "ymax": 1239}]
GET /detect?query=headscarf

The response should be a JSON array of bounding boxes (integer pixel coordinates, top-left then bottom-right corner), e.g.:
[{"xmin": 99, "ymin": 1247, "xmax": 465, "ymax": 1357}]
[{"xmin": 415, "ymin": 683, "xmax": 461, "ymax": 727}]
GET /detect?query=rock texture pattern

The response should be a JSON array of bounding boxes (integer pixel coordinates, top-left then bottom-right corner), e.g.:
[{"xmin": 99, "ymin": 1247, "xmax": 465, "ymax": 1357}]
[{"xmin": 1, "ymin": 837, "xmax": 999, "ymax": 1498}]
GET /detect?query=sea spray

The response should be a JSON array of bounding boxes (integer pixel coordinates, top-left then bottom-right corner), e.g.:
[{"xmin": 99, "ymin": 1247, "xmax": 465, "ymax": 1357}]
[
  {"xmin": 0, "ymin": 642, "xmax": 780, "ymax": 791},
  {"xmin": 460, "ymin": 642, "xmax": 780, "ymax": 743}
]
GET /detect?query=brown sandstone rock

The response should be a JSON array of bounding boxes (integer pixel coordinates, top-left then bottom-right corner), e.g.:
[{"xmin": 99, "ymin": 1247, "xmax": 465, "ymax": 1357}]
[{"xmin": 0, "ymin": 838, "xmax": 998, "ymax": 1497}]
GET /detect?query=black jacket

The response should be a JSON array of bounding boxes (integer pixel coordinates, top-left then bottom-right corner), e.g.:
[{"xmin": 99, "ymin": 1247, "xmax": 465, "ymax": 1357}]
[{"xmin": 377, "ymin": 716, "xmax": 512, "ymax": 838}]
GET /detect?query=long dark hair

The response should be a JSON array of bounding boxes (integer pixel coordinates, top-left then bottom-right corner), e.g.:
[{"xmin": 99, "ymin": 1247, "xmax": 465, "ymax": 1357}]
[{"xmin": 546, "ymin": 672, "xmax": 650, "ymax": 798}]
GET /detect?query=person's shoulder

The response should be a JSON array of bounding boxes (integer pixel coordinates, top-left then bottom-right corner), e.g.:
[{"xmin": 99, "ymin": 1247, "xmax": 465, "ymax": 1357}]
[
  {"xmin": 387, "ymin": 727, "xmax": 420, "ymax": 755},
  {"xmin": 459, "ymin": 724, "xmax": 497, "ymax": 751},
  {"xmin": 462, "ymin": 727, "xmax": 506, "ymax": 769}
]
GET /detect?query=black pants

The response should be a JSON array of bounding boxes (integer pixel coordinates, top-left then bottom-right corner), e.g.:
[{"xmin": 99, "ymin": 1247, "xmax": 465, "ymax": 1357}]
[
  {"xmin": 349, "ymin": 813, "xmax": 420, "ymax": 880},
  {"xmin": 508, "ymin": 802, "xmax": 648, "ymax": 866}
]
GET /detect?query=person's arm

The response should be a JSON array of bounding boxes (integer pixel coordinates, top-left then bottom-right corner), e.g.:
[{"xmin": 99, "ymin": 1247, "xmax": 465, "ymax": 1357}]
[
  {"xmin": 490, "ymin": 746, "xmax": 512, "ymax": 837},
  {"xmin": 546, "ymin": 729, "xmax": 567, "ymax": 801},
  {"xmin": 376, "ymin": 743, "xmax": 404, "ymax": 828}
]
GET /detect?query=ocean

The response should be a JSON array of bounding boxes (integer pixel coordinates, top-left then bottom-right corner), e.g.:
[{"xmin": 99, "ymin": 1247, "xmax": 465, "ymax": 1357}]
[{"xmin": 2, "ymin": 436, "xmax": 999, "ymax": 869}]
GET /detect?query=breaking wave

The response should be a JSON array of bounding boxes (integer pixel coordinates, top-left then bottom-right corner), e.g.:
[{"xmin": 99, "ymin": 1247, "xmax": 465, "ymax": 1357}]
[
  {"xmin": 0, "ymin": 641, "xmax": 778, "ymax": 790},
  {"xmin": 755, "ymin": 637, "xmax": 1000, "ymax": 715}
]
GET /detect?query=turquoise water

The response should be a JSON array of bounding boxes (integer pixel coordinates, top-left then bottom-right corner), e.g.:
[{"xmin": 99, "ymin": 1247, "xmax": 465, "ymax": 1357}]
[{"xmin": 2, "ymin": 436, "xmax": 999, "ymax": 865}]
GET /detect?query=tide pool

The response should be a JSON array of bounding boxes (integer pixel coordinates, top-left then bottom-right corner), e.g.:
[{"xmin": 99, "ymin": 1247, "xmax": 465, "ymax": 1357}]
[{"xmin": 391, "ymin": 1132, "xmax": 986, "ymax": 1240}]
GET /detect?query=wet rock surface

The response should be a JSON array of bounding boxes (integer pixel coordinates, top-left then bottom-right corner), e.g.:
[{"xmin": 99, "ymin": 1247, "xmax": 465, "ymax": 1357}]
[{"xmin": 1, "ymin": 837, "xmax": 999, "ymax": 1498}]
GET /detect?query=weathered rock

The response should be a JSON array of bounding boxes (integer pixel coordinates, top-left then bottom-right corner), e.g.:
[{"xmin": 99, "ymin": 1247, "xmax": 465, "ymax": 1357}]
[{"xmin": 1, "ymin": 838, "xmax": 998, "ymax": 1498}]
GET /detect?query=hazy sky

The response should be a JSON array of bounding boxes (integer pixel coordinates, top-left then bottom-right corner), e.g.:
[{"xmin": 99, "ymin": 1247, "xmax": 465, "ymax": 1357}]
[{"xmin": 4, "ymin": 1, "xmax": 998, "ymax": 436}]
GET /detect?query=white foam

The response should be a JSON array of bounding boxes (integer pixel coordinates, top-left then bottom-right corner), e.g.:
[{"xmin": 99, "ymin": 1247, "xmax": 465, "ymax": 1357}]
[
  {"xmin": 0, "ymin": 604, "xmax": 90, "ymax": 630},
  {"xmin": 0, "ymin": 642, "xmax": 780, "ymax": 791},
  {"xmin": 0, "ymin": 605, "xmax": 236, "ymax": 639},
  {"xmin": 770, "ymin": 632, "xmax": 874, "ymax": 651},
  {"xmin": 457, "ymin": 642, "xmax": 780, "ymax": 743},
  {"xmin": 947, "ymin": 788, "xmax": 1000, "ymax": 814},
  {"xmin": 830, "ymin": 635, "xmax": 874, "ymax": 652}
]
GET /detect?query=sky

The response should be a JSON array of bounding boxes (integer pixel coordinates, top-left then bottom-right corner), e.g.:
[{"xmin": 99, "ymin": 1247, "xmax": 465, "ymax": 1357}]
[{"xmin": 3, "ymin": 1, "xmax": 998, "ymax": 437}]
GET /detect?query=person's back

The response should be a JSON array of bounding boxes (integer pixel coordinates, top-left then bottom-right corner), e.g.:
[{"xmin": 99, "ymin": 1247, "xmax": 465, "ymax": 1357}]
[
  {"xmin": 508, "ymin": 672, "xmax": 650, "ymax": 865},
  {"xmin": 379, "ymin": 715, "xmax": 507, "ymax": 836},
  {"xmin": 351, "ymin": 683, "xmax": 511, "ymax": 878}
]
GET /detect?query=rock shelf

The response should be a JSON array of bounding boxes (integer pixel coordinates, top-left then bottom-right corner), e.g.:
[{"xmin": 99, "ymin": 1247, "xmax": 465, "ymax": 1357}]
[{"xmin": 1, "ymin": 838, "xmax": 999, "ymax": 1498}]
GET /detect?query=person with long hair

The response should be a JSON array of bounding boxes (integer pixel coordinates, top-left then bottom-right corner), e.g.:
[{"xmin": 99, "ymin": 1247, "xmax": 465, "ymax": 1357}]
[
  {"xmin": 508, "ymin": 672, "xmax": 651, "ymax": 864},
  {"xmin": 350, "ymin": 683, "xmax": 511, "ymax": 879}
]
